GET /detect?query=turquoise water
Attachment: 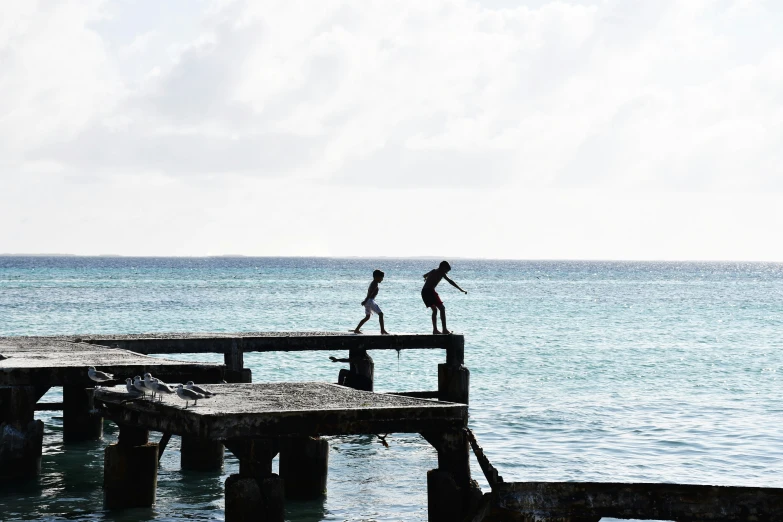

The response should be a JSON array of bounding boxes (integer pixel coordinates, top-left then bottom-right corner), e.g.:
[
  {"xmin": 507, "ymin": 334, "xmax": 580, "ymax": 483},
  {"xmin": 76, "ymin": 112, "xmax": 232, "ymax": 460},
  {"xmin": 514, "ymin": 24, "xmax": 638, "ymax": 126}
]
[{"xmin": 1, "ymin": 256, "xmax": 781, "ymax": 520}]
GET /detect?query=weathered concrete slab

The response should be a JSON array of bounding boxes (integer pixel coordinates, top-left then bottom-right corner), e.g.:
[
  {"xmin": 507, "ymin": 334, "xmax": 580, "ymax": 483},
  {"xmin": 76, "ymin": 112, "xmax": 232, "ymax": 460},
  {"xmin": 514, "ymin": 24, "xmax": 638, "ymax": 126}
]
[
  {"xmin": 0, "ymin": 339, "xmax": 223, "ymax": 387},
  {"xmin": 490, "ymin": 481, "xmax": 783, "ymax": 521},
  {"xmin": 95, "ymin": 382, "xmax": 467, "ymax": 440},
  {"xmin": 9, "ymin": 332, "xmax": 463, "ymax": 356}
]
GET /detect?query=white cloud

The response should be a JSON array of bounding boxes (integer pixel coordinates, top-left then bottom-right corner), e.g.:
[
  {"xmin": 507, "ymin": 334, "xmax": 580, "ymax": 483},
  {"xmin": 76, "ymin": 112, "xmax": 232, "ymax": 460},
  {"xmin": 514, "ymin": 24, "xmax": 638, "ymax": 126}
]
[{"xmin": 1, "ymin": 0, "xmax": 782, "ymax": 257}]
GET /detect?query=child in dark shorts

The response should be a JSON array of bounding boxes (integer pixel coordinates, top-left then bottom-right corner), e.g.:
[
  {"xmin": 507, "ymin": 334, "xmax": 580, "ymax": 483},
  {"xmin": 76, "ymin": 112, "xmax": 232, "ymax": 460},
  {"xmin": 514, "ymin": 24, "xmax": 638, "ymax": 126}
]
[{"xmin": 421, "ymin": 261, "xmax": 467, "ymax": 334}]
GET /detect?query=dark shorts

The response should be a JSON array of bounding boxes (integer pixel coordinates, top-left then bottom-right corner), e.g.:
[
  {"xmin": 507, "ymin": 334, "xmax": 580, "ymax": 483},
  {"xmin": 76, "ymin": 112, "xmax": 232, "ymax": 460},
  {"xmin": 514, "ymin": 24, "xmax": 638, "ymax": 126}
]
[{"xmin": 421, "ymin": 287, "xmax": 443, "ymax": 308}]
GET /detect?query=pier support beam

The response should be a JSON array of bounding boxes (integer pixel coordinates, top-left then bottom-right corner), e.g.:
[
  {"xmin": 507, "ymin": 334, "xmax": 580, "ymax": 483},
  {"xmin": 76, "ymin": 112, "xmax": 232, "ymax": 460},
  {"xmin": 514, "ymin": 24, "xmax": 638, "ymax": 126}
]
[
  {"xmin": 0, "ymin": 386, "xmax": 44, "ymax": 481},
  {"xmin": 104, "ymin": 425, "xmax": 158, "ymax": 509},
  {"xmin": 63, "ymin": 386, "xmax": 103, "ymax": 443},
  {"xmin": 423, "ymin": 429, "xmax": 482, "ymax": 522},
  {"xmin": 225, "ymin": 438, "xmax": 284, "ymax": 522},
  {"xmin": 225, "ymin": 340, "xmax": 252, "ymax": 383},
  {"xmin": 181, "ymin": 436, "xmax": 224, "ymax": 471},
  {"xmin": 279, "ymin": 436, "xmax": 329, "ymax": 500},
  {"xmin": 337, "ymin": 348, "xmax": 374, "ymax": 391}
]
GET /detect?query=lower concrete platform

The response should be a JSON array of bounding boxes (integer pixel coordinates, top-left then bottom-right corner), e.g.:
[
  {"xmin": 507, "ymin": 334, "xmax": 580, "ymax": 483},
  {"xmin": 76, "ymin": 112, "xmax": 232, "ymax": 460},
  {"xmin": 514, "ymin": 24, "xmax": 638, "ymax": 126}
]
[
  {"xmin": 95, "ymin": 382, "xmax": 472, "ymax": 521},
  {"xmin": 95, "ymin": 382, "xmax": 467, "ymax": 438}
]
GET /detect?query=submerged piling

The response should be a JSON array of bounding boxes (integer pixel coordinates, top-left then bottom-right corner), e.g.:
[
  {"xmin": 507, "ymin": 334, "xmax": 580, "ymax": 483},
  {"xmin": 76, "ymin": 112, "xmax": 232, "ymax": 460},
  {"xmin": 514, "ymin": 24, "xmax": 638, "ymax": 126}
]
[
  {"xmin": 279, "ymin": 436, "xmax": 329, "ymax": 499},
  {"xmin": 0, "ymin": 385, "xmax": 44, "ymax": 480},
  {"xmin": 103, "ymin": 425, "xmax": 158, "ymax": 509},
  {"xmin": 225, "ymin": 438, "xmax": 284, "ymax": 522}
]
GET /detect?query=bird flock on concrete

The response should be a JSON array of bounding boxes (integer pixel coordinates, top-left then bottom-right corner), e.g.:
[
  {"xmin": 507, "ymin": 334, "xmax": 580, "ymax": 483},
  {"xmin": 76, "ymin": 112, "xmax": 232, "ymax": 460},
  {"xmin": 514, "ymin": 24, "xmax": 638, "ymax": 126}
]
[{"xmin": 87, "ymin": 366, "xmax": 216, "ymax": 408}]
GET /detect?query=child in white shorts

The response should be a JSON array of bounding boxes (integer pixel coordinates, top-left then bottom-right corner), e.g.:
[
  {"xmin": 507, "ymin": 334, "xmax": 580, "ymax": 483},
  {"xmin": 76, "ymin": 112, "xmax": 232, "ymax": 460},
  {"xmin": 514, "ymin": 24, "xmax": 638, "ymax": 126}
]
[{"xmin": 354, "ymin": 269, "xmax": 389, "ymax": 334}]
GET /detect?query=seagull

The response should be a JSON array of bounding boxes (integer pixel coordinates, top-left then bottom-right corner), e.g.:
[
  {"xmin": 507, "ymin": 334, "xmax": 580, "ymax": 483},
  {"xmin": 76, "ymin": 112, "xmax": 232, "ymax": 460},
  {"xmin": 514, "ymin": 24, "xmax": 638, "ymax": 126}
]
[
  {"xmin": 176, "ymin": 384, "xmax": 206, "ymax": 408},
  {"xmin": 88, "ymin": 366, "xmax": 114, "ymax": 383},
  {"xmin": 154, "ymin": 381, "xmax": 175, "ymax": 402},
  {"xmin": 185, "ymin": 381, "xmax": 215, "ymax": 397},
  {"xmin": 143, "ymin": 373, "xmax": 158, "ymax": 400},
  {"xmin": 125, "ymin": 377, "xmax": 140, "ymax": 395},
  {"xmin": 133, "ymin": 375, "xmax": 150, "ymax": 399}
]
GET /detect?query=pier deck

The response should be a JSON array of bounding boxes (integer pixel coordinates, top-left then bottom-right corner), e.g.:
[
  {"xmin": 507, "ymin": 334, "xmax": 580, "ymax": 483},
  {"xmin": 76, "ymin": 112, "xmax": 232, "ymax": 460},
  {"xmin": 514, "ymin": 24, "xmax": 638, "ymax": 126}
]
[
  {"xmin": 95, "ymin": 382, "xmax": 467, "ymax": 439},
  {"xmin": 0, "ymin": 337, "xmax": 224, "ymax": 387},
  {"xmin": 55, "ymin": 331, "xmax": 463, "ymax": 359}
]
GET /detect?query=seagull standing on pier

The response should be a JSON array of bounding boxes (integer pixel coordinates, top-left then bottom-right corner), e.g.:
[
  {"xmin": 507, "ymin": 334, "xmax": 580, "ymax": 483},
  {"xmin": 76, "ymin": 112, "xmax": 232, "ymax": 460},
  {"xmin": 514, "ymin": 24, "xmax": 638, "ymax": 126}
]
[
  {"xmin": 143, "ymin": 373, "xmax": 159, "ymax": 400},
  {"xmin": 133, "ymin": 375, "xmax": 150, "ymax": 399},
  {"xmin": 125, "ymin": 377, "xmax": 140, "ymax": 395},
  {"xmin": 88, "ymin": 366, "xmax": 114, "ymax": 384},
  {"xmin": 185, "ymin": 381, "xmax": 216, "ymax": 397},
  {"xmin": 176, "ymin": 384, "xmax": 206, "ymax": 408},
  {"xmin": 154, "ymin": 381, "xmax": 175, "ymax": 401}
]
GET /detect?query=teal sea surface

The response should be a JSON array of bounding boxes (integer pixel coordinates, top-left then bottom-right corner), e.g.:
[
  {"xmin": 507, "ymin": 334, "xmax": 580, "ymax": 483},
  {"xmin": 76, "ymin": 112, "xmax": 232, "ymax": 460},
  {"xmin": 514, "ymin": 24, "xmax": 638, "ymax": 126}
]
[{"xmin": 1, "ymin": 257, "xmax": 781, "ymax": 521}]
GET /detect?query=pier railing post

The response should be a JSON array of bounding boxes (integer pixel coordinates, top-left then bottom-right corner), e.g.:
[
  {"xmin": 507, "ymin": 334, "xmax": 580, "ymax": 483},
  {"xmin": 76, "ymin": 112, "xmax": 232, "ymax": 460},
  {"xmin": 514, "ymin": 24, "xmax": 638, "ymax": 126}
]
[
  {"xmin": 104, "ymin": 424, "xmax": 158, "ymax": 509},
  {"xmin": 224, "ymin": 339, "xmax": 252, "ymax": 383},
  {"xmin": 225, "ymin": 438, "xmax": 284, "ymax": 522},
  {"xmin": 63, "ymin": 385, "xmax": 103, "ymax": 443},
  {"xmin": 279, "ymin": 436, "xmax": 329, "ymax": 499},
  {"xmin": 438, "ymin": 336, "xmax": 469, "ymax": 404},
  {"xmin": 0, "ymin": 385, "xmax": 44, "ymax": 481}
]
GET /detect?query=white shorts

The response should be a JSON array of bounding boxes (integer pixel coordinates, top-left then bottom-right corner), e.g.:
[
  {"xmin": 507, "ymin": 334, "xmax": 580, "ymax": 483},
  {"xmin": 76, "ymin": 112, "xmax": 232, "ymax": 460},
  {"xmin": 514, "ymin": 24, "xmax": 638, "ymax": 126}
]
[{"xmin": 364, "ymin": 299, "xmax": 382, "ymax": 316}]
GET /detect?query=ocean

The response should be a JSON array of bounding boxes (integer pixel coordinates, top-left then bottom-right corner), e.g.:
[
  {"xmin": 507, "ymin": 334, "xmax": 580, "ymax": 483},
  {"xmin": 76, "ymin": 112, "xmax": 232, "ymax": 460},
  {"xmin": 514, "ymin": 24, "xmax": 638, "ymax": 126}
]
[{"xmin": 0, "ymin": 256, "xmax": 781, "ymax": 521}]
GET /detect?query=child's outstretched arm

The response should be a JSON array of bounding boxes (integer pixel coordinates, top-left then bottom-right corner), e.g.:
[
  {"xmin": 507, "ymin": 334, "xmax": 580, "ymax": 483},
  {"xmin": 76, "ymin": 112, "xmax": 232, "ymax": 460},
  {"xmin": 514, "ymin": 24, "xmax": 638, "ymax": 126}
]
[{"xmin": 444, "ymin": 275, "xmax": 467, "ymax": 294}]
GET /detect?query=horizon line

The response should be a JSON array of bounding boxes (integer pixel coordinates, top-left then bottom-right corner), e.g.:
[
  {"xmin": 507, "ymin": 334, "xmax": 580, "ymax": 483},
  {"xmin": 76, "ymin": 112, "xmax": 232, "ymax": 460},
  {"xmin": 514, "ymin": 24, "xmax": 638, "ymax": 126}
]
[{"xmin": 1, "ymin": 253, "xmax": 781, "ymax": 263}]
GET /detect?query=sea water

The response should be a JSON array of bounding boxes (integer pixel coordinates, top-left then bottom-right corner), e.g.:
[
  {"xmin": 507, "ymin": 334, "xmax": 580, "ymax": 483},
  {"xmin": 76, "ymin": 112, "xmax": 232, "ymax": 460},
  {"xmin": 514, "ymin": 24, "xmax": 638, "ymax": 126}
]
[{"xmin": 0, "ymin": 256, "xmax": 781, "ymax": 521}]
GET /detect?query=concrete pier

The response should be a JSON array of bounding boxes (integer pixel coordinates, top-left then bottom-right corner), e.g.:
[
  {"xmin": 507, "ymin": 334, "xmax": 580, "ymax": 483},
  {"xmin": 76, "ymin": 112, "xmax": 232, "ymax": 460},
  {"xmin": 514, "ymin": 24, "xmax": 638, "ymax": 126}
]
[
  {"xmin": 4, "ymin": 332, "xmax": 783, "ymax": 520},
  {"xmin": 0, "ymin": 336, "xmax": 223, "ymax": 482},
  {"xmin": 95, "ymin": 381, "xmax": 468, "ymax": 516}
]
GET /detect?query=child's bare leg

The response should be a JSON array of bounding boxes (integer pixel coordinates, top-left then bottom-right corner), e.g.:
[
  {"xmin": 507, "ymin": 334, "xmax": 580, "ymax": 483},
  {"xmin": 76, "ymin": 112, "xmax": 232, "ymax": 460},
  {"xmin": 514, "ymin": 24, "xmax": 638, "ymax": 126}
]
[
  {"xmin": 354, "ymin": 315, "xmax": 370, "ymax": 333},
  {"xmin": 431, "ymin": 307, "xmax": 440, "ymax": 334},
  {"xmin": 379, "ymin": 313, "xmax": 389, "ymax": 335},
  {"xmin": 438, "ymin": 304, "xmax": 450, "ymax": 334}
]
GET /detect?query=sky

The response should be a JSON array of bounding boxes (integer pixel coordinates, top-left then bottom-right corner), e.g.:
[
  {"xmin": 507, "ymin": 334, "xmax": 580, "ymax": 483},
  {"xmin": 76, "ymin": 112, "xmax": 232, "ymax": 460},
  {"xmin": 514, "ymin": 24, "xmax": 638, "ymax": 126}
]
[{"xmin": 1, "ymin": 0, "xmax": 782, "ymax": 260}]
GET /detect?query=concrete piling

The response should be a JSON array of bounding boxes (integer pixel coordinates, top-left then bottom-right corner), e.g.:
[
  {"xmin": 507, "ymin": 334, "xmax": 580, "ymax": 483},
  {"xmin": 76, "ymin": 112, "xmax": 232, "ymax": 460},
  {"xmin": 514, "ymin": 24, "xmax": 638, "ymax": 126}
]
[
  {"xmin": 279, "ymin": 436, "xmax": 329, "ymax": 499},
  {"xmin": 181, "ymin": 436, "xmax": 224, "ymax": 471},
  {"xmin": 437, "ymin": 364, "xmax": 470, "ymax": 404},
  {"xmin": 225, "ymin": 438, "xmax": 284, "ymax": 522},
  {"xmin": 225, "ymin": 339, "xmax": 252, "ymax": 383},
  {"xmin": 103, "ymin": 425, "xmax": 158, "ymax": 509},
  {"xmin": 63, "ymin": 385, "xmax": 103, "ymax": 443},
  {"xmin": 0, "ymin": 385, "xmax": 44, "ymax": 481},
  {"xmin": 438, "ymin": 336, "xmax": 469, "ymax": 404},
  {"xmin": 423, "ymin": 429, "xmax": 482, "ymax": 522}
]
